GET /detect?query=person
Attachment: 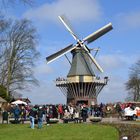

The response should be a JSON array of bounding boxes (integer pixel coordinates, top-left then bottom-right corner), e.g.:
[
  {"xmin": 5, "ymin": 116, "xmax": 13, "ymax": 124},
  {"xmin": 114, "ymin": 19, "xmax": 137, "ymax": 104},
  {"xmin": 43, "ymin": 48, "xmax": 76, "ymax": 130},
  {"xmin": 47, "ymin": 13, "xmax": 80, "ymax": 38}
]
[
  {"xmin": 74, "ymin": 110, "xmax": 79, "ymax": 123},
  {"xmin": 42, "ymin": 105, "xmax": 46, "ymax": 122},
  {"xmin": 99, "ymin": 103, "xmax": 104, "ymax": 117},
  {"xmin": 46, "ymin": 106, "xmax": 50, "ymax": 126},
  {"xmin": 2, "ymin": 110, "xmax": 9, "ymax": 124},
  {"xmin": 29, "ymin": 106, "xmax": 37, "ymax": 129},
  {"xmin": 63, "ymin": 109, "xmax": 70, "ymax": 123},
  {"xmin": 69, "ymin": 106, "xmax": 74, "ymax": 119},
  {"xmin": 90, "ymin": 105, "xmax": 95, "ymax": 116},
  {"xmin": 58, "ymin": 104, "xmax": 63, "ymax": 119},
  {"xmin": 63, "ymin": 109, "xmax": 70, "ymax": 119},
  {"xmin": 21, "ymin": 106, "xmax": 27, "ymax": 124},
  {"xmin": 81, "ymin": 105, "xmax": 88, "ymax": 122},
  {"xmin": 115, "ymin": 103, "xmax": 122, "ymax": 119},
  {"xmin": 37, "ymin": 106, "xmax": 44, "ymax": 129},
  {"xmin": 94, "ymin": 104, "xmax": 100, "ymax": 117},
  {"xmin": 13, "ymin": 105, "xmax": 21, "ymax": 123}
]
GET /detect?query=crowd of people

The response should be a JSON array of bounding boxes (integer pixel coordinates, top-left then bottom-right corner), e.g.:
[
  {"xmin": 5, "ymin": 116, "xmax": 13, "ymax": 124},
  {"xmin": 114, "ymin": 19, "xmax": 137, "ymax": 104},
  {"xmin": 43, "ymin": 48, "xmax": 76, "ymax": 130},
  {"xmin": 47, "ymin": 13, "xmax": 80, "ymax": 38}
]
[
  {"xmin": 1, "ymin": 102, "xmax": 140, "ymax": 129},
  {"xmin": 1, "ymin": 103, "xmax": 105, "ymax": 128}
]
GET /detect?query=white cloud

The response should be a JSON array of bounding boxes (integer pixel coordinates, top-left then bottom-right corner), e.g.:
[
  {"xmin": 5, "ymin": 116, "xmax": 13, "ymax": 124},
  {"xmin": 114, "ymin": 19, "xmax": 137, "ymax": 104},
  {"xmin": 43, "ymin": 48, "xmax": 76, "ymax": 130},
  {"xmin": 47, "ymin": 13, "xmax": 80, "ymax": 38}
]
[
  {"xmin": 97, "ymin": 53, "xmax": 139, "ymax": 103},
  {"xmin": 116, "ymin": 11, "xmax": 140, "ymax": 30},
  {"xmin": 34, "ymin": 63, "xmax": 53, "ymax": 75},
  {"xmin": 98, "ymin": 54, "xmax": 139, "ymax": 72},
  {"xmin": 24, "ymin": 0, "xmax": 102, "ymax": 23},
  {"xmin": 98, "ymin": 75, "xmax": 127, "ymax": 103},
  {"xmin": 99, "ymin": 54, "xmax": 125, "ymax": 71},
  {"xmin": 23, "ymin": 81, "xmax": 66, "ymax": 105}
]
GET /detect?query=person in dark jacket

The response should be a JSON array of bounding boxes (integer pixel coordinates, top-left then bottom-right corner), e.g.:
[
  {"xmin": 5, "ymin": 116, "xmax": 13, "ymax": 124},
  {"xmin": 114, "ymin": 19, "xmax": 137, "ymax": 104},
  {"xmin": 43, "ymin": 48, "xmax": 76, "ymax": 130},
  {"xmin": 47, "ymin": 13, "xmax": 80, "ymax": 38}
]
[
  {"xmin": 21, "ymin": 107, "xmax": 27, "ymax": 124},
  {"xmin": 81, "ymin": 105, "xmax": 88, "ymax": 122},
  {"xmin": 115, "ymin": 103, "xmax": 122, "ymax": 119},
  {"xmin": 29, "ymin": 106, "xmax": 37, "ymax": 129},
  {"xmin": 37, "ymin": 106, "xmax": 44, "ymax": 129},
  {"xmin": 2, "ymin": 110, "xmax": 9, "ymax": 124}
]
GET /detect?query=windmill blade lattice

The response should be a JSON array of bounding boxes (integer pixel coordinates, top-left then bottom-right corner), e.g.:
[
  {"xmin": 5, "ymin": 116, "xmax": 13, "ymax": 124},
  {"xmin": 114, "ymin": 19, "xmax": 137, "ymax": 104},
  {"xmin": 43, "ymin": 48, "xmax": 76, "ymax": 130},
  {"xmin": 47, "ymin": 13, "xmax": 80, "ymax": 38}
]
[
  {"xmin": 46, "ymin": 44, "xmax": 75, "ymax": 63},
  {"xmin": 83, "ymin": 23, "xmax": 113, "ymax": 44},
  {"xmin": 58, "ymin": 16, "xmax": 79, "ymax": 42}
]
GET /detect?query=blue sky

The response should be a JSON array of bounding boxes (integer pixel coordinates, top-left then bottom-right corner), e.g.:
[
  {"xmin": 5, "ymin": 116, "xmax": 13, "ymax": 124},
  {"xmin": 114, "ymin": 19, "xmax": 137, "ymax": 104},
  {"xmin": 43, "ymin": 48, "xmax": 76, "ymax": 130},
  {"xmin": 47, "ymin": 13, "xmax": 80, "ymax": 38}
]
[{"xmin": 2, "ymin": 0, "xmax": 140, "ymax": 104}]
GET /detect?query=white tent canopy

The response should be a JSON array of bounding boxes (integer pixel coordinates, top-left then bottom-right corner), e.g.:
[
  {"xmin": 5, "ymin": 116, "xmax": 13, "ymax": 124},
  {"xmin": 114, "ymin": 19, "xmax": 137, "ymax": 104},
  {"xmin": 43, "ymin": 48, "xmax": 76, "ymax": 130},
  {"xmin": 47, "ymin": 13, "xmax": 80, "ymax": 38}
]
[{"xmin": 11, "ymin": 100, "xmax": 27, "ymax": 105}]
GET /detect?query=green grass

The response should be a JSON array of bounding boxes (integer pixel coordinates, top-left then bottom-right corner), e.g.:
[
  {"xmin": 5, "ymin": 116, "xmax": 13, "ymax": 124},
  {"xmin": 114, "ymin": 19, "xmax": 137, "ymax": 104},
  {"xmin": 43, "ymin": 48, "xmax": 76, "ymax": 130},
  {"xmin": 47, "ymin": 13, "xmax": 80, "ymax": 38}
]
[{"xmin": 0, "ymin": 123, "xmax": 119, "ymax": 140}]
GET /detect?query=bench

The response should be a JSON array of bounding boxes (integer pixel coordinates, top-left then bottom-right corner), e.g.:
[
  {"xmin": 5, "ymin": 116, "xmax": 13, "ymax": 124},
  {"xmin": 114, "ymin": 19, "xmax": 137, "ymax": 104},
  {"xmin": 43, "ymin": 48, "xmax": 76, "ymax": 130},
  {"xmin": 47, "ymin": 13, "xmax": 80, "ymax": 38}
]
[
  {"xmin": 10, "ymin": 120, "xmax": 21, "ymax": 124},
  {"xmin": 89, "ymin": 117, "xmax": 102, "ymax": 122},
  {"xmin": 63, "ymin": 118, "xmax": 83, "ymax": 123},
  {"xmin": 49, "ymin": 118, "xmax": 59, "ymax": 124}
]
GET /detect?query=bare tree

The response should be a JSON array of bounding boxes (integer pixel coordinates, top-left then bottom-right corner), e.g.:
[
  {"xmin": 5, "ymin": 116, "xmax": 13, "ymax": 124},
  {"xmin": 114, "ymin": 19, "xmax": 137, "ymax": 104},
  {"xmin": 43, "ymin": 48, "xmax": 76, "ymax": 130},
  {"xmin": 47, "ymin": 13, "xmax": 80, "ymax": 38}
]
[
  {"xmin": 0, "ymin": 0, "xmax": 34, "ymax": 29},
  {"xmin": 0, "ymin": 15, "xmax": 7, "ymax": 32},
  {"xmin": 0, "ymin": 17, "xmax": 8, "ymax": 80},
  {"xmin": 125, "ymin": 60, "xmax": 140, "ymax": 101},
  {"xmin": 0, "ymin": 18, "xmax": 39, "ymax": 97}
]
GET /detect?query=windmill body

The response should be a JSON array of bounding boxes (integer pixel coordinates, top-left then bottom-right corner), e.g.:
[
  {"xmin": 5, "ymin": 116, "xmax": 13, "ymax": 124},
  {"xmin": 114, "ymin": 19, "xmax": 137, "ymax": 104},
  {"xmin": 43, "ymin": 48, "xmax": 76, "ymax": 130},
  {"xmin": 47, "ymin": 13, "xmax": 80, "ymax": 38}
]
[
  {"xmin": 46, "ymin": 16, "xmax": 113, "ymax": 106},
  {"xmin": 55, "ymin": 47, "xmax": 108, "ymax": 105}
]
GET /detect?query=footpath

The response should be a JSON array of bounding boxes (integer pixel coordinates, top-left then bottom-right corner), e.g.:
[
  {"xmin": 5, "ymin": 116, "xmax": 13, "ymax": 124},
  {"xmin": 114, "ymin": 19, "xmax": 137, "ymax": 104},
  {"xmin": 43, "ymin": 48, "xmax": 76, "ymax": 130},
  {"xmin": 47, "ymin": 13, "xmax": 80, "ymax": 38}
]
[
  {"xmin": 1, "ymin": 115, "xmax": 140, "ymax": 125},
  {"xmin": 101, "ymin": 117, "xmax": 140, "ymax": 125}
]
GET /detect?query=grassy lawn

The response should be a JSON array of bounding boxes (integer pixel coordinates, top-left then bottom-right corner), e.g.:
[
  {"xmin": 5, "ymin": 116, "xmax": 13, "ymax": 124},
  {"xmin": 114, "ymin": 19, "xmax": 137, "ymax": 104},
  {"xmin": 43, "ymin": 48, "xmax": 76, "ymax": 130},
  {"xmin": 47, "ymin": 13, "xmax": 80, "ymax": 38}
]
[{"xmin": 0, "ymin": 123, "xmax": 119, "ymax": 140}]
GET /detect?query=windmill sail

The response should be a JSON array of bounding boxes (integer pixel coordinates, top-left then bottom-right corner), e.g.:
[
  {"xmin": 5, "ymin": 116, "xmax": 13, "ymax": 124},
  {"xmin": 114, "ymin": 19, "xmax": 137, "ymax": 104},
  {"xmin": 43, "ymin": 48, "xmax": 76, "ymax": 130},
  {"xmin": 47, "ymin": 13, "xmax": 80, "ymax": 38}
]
[
  {"xmin": 58, "ymin": 16, "xmax": 79, "ymax": 42},
  {"xmin": 46, "ymin": 44, "xmax": 75, "ymax": 63},
  {"xmin": 83, "ymin": 23, "xmax": 113, "ymax": 44},
  {"xmin": 47, "ymin": 16, "xmax": 113, "ymax": 73}
]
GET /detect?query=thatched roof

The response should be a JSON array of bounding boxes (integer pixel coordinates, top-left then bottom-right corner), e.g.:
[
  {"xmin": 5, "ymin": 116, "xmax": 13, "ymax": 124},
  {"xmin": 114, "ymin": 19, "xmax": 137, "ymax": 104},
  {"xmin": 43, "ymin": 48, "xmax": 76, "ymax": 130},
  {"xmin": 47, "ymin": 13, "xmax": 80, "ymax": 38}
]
[{"xmin": 0, "ymin": 97, "xmax": 7, "ymax": 103}]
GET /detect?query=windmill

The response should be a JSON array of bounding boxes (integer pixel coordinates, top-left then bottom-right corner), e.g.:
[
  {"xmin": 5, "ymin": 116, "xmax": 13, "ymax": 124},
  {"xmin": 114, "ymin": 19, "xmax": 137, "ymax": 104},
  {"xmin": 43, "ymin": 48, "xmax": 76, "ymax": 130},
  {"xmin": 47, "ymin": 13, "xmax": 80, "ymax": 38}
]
[{"xmin": 46, "ymin": 16, "xmax": 113, "ymax": 106}]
